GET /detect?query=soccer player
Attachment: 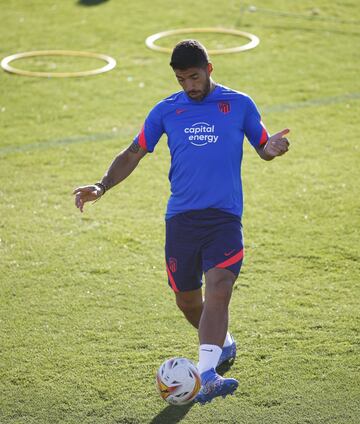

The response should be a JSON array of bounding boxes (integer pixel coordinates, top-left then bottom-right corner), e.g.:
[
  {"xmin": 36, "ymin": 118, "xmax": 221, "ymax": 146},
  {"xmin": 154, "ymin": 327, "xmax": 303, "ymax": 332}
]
[{"xmin": 73, "ymin": 40, "xmax": 290, "ymax": 404}]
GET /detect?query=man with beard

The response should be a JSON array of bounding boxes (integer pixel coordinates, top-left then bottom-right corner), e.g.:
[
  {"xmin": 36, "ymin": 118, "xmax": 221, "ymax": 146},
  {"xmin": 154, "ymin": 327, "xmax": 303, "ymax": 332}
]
[{"xmin": 74, "ymin": 40, "xmax": 290, "ymax": 404}]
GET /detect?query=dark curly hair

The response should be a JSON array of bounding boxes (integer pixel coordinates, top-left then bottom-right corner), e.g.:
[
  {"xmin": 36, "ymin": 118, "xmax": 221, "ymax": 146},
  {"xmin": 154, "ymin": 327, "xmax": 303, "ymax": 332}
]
[{"xmin": 170, "ymin": 40, "xmax": 209, "ymax": 70}]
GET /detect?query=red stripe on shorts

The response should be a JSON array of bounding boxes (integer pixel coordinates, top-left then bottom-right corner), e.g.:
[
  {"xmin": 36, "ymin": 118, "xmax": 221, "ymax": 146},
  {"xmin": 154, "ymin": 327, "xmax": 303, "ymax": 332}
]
[
  {"xmin": 215, "ymin": 249, "xmax": 244, "ymax": 269},
  {"xmin": 166, "ymin": 262, "xmax": 179, "ymax": 292}
]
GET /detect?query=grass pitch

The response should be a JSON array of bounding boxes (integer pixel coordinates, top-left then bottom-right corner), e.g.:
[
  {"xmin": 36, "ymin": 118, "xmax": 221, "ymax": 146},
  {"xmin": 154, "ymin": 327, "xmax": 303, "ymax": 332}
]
[{"xmin": 0, "ymin": 1, "xmax": 359, "ymax": 423}]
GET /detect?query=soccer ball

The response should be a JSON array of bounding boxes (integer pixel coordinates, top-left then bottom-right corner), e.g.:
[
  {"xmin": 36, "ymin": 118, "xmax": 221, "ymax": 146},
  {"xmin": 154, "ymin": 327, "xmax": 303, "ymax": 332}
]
[{"xmin": 156, "ymin": 357, "xmax": 201, "ymax": 405}]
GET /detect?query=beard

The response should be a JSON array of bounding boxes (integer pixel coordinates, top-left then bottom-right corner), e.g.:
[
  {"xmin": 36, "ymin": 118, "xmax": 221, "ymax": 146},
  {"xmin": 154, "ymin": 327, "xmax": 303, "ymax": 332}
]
[
  {"xmin": 187, "ymin": 77, "xmax": 211, "ymax": 101},
  {"xmin": 201, "ymin": 77, "xmax": 211, "ymax": 100}
]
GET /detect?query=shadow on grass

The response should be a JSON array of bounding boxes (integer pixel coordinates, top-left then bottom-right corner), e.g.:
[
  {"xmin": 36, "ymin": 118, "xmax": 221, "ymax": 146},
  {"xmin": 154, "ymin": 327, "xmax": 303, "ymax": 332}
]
[
  {"xmin": 149, "ymin": 361, "xmax": 234, "ymax": 423},
  {"xmin": 150, "ymin": 403, "xmax": 193, "ymax": 424},
  {"xmin": 78, "ymin": 0, "xmax": 109, "ymax": 6}
]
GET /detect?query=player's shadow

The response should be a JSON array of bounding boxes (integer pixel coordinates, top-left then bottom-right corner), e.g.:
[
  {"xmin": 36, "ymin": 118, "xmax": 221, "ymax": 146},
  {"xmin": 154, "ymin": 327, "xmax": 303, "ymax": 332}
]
[
  {"xmin": 78, "ymin": 0, "xmax": 109, "ymax": 6},
  {"xmin": 150, "ymin": 404, "xmax": 193, "ymax": 424},
  {"xmin": 150, "ymin": 360, "xmax": 234, "ymax": 423}
]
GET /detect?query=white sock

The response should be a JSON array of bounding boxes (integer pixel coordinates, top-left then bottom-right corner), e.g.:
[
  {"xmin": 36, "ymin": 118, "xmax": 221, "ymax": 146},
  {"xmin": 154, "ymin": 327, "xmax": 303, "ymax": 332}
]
[
  {"xmin": 223, "ymin": 332, "xmax": 233, "ymax": 348},
  {"xmin": 197, "ymin": 344, "xmax": 222, "ymax": 374}
]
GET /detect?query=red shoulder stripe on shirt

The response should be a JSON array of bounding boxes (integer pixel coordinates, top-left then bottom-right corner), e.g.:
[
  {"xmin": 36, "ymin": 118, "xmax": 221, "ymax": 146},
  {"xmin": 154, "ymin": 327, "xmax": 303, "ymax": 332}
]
[
  {"xmin": 259, "ymin": 120, "xmax": 269, "ymax": 145},
  {"xmin": 138, "ymin": 125, "xmax": 147, "ymax": 150}
]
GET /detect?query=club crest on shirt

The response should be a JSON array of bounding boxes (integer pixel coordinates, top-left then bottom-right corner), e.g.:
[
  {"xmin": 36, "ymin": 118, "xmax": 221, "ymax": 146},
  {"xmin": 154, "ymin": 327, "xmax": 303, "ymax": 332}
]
[
  {"xmin": 218, "ymin": 101, "xmax": 231, "ymax": 114},
  {"xmin": 169, "ymin": 257, "xmax": 177, "ymax": 273}
]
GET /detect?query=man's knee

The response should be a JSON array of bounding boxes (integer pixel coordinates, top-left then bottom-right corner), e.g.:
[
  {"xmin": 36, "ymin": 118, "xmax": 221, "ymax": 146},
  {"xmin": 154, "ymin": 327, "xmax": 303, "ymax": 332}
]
[
  {"xmin": 176, "ymin": 297, "xmax": 203, "ymax": 314},
  {"xmin": 207, "ymin": 281, "xmax": 233, "ymax": 304},
  {"xmin": 175, "ymin": 289, "xmax": 203, "ymax": 313},
  {"xmin": 205, "ymin": 269, "xmax": 236, "ymax": 303}
]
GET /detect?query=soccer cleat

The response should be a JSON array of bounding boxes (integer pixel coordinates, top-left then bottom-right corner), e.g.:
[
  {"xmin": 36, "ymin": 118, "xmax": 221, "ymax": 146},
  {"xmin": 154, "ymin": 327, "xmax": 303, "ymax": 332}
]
[
  {"xmin": 194, "ymin": 368, "xmax": 238, "ymax": 405},
  {"xmin": 217, "ymin": 338, "xmax": 237, "ymax": 367}
]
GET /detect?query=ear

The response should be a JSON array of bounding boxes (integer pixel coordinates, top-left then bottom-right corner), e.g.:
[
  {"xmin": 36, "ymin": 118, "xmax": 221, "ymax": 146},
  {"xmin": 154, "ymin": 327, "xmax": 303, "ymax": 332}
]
[{"xmin": 207, "ymin": 63, "xmax": 213, "ymax": 75}]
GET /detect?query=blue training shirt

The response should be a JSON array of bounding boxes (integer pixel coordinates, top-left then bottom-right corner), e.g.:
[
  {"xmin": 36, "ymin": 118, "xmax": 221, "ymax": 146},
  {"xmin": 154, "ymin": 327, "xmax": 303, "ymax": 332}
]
[{"xmin": 133, "ymin": 84, "xmax": 269, "ymax": 219}]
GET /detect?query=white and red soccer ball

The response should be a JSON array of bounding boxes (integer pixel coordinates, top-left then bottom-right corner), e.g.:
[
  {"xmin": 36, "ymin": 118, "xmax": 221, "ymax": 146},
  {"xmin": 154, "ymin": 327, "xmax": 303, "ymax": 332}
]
[{"xmin": 156, "ymin": 357, "xmax": 201, "ymax": 405}]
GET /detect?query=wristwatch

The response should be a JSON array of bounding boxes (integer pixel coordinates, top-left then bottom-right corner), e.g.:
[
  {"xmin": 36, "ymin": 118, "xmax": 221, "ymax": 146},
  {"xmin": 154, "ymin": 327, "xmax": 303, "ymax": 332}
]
[{"xmin": 94, "ymin": 182, "xmax": 106, "ymax": 196}]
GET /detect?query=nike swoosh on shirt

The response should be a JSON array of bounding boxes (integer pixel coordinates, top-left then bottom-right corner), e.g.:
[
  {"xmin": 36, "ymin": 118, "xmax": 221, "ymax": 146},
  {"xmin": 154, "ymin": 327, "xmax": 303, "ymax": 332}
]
[
  {"xmin": 176, "ymin": 109, "xmax": 186, "ymax": 115},
  {"xmin": 224, "ymin": 249, "xmax": 236, "ymax": 256}
]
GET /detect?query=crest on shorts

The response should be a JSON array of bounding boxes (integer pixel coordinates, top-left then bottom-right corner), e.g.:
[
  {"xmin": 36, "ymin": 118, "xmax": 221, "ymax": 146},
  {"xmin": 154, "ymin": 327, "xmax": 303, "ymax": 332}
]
[
  {"xmin": 218, "ymin": 101, "xmax": 231, "ymax": 114},
  {"xmin": 169, "ymin": 257, "xmax": 177, "ymax": 273}
]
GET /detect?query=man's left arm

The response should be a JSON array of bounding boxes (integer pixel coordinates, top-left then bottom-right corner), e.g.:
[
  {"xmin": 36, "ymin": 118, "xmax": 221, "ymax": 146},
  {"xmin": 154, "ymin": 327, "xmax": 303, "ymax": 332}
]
[{"xmin": 255, "ymin": 128, "xmax": 290, "ymax": 161}]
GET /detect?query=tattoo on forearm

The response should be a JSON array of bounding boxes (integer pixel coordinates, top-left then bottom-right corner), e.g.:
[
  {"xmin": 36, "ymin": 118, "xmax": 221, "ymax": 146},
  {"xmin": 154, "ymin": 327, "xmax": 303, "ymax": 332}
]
[
  {"xmin": 102, "ymin": 178, "xmax": 114, "ymax": 191},
  {"xmin": 128, "ymin": 142, "xmax": 140, "ymax": 153}
]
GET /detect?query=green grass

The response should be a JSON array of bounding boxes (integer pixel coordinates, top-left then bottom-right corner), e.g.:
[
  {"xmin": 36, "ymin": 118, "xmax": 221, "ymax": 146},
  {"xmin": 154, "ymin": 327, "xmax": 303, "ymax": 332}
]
[{"xmin": 1, "ymin": 1, "xmax": 359, "ymax": 423}]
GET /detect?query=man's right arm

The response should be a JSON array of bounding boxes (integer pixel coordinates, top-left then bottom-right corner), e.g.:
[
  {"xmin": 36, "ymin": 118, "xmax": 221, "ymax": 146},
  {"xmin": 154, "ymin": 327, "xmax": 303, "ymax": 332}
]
[
  {"xmin": 73, "ymin": 141, "xmax": 147, "ymax": 212},
  {"xmin": 100, "ymin": 141, "xmax": 147, "ymax": 192}
]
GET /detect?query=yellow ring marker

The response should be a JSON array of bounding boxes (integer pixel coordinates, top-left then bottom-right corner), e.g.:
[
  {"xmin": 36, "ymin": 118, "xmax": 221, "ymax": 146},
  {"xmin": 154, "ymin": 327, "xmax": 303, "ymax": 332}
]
[
  {"xmin": 145, "ymin": 27, "xmax": 259, "ymax": 55},
  {"xmin": 1, "ymin": 50, "xmax": 116, "ymax": 77}
]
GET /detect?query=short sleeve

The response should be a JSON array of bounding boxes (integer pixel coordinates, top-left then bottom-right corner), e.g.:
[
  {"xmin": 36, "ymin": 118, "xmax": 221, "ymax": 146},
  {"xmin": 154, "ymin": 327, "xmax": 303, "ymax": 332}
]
[
  {"xmin": 243, "ymin": 96, "xmax": 269, "ymax": 148},
  {"xmin": 133, "ymin": 103, "xmax": 164, "ymax": 153}
]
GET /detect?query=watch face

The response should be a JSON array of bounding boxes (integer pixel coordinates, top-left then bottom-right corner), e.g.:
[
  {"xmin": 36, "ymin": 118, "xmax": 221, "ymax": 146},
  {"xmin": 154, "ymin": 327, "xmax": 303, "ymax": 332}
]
[{"xmin": 95, "ymin": 183, "xmax": 106, "ymax": 194}]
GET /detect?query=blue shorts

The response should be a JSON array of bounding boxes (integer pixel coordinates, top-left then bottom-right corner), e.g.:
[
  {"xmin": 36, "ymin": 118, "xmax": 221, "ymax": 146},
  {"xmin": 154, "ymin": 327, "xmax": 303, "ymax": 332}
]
[{"xmin": 165, "ymin": 208, "xmax": 244, "ymax": 292}]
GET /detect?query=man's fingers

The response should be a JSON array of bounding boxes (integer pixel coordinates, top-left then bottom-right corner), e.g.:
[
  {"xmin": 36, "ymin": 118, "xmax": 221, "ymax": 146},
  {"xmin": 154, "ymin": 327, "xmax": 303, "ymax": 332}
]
[
  {"xmin": 75, "ymin": 196, "xmax": 85, "ymax": 213},
  {"xmin": 279, "ymin": 128, "xmax": 290, "ymax": 137},
  {"xmin": 277, "ymin": 139, "xmax": 289, "ymax": 149},
  {"xmin": 75, "ymin": 194, "xmax": 82, "ymax": 209},
  {"xmin": 267, "ymin": 138, "xmax": 289, "ymax": 149},
  {"xmin": 271, "ymin": 128, "xmax": 290, "ymax": 140},
  {"xmin": 72, "ymin": 185, "xmax": 95, "ymax": 195},
  {"xmin": 73, "ymin": 187, "xmax": 85, "ymax": 195},
  {"xmin": 265, "ymin": 138, "xmax": 289, "ymax": 157},
  {"xmin": 73, "ymin": 184, "xmax": 100, "ymax": 212},
  {"xmin": 271, "ymin": 146, "xmax": 284, "ymax": 155}
]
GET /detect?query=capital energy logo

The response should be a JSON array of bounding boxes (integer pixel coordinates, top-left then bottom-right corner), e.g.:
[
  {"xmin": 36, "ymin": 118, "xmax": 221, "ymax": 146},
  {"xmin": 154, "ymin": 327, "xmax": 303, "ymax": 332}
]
[{"xmin": 184, "ymin": 122, "xmax": 219, "ymax": 147}]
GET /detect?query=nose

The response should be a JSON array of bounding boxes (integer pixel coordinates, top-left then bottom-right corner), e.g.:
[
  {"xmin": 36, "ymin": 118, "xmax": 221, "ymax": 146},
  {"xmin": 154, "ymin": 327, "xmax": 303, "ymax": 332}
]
[{"xmin": 184, "ymin": 79, "xmax": 196, "ymax": 92}]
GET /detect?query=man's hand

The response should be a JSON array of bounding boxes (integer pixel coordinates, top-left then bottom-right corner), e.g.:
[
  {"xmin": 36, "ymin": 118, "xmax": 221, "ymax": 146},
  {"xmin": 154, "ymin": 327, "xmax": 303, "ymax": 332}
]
[
  {"xmin": 72, "ymin": 142, "xmax": 147, "ymax": 213},
  {"xmin": 73, "ymin": 185, "xmax": 103, "ymax": 213},
  {"xmin": 264, "ymin": 128, "xmax": 290, "ymax": 158}
]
